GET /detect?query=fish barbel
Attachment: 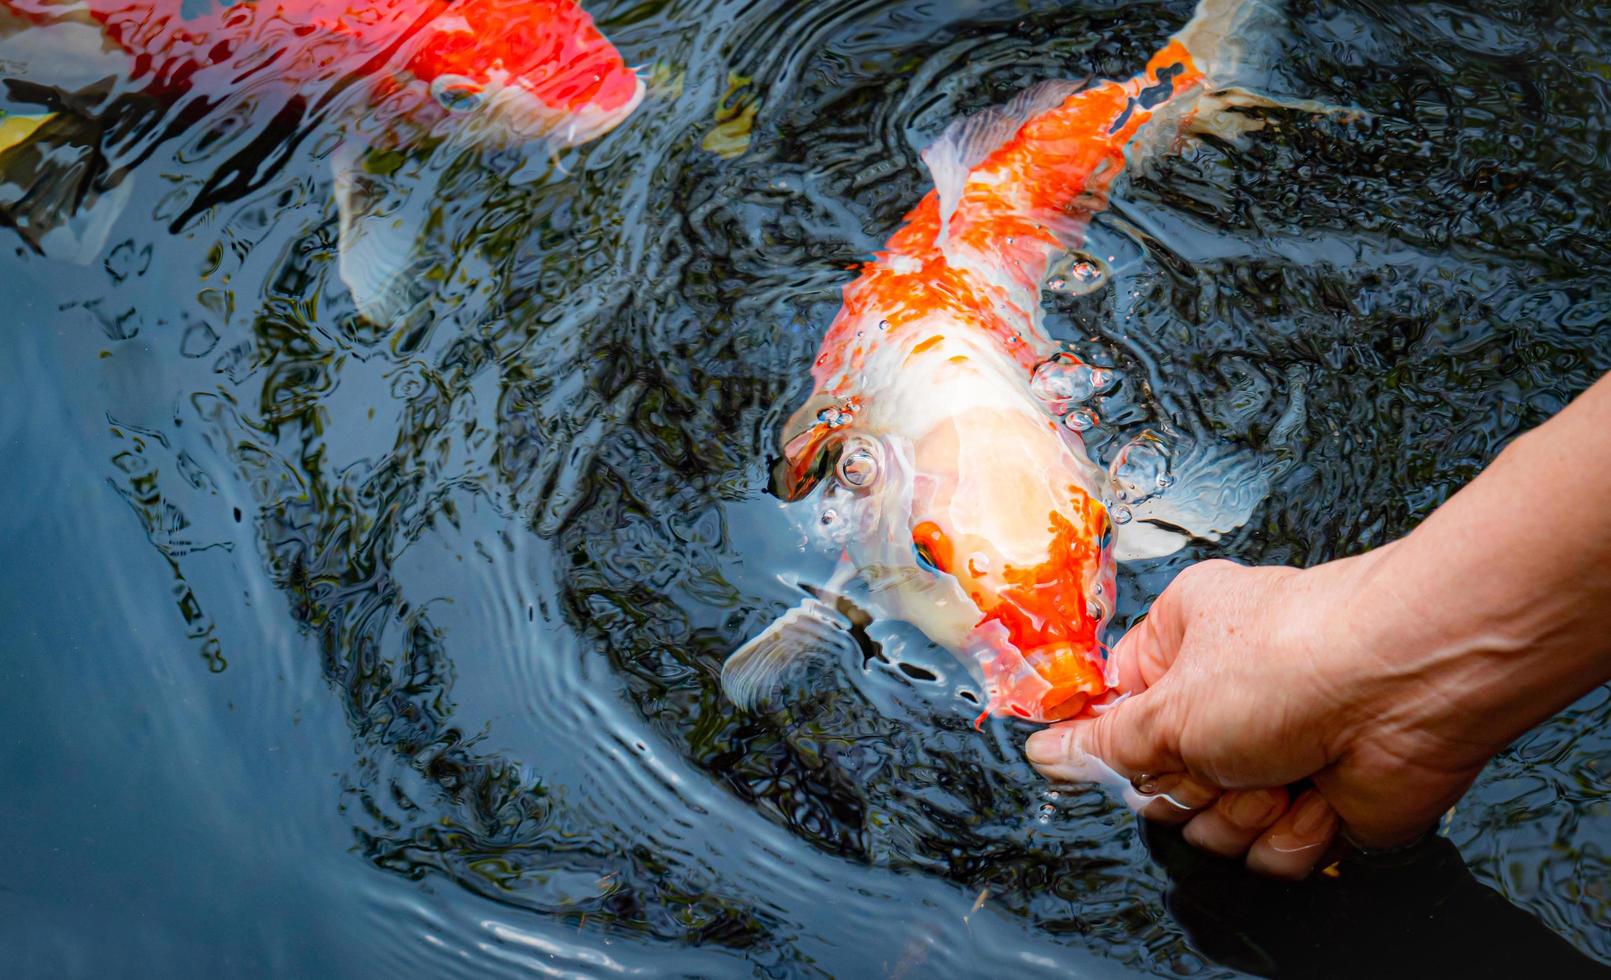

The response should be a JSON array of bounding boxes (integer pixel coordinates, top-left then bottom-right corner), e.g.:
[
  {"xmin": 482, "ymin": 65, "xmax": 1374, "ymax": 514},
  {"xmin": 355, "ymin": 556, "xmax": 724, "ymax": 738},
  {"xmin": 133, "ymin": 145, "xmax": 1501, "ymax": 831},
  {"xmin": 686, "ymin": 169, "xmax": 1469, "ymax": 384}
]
[{"xmin": 725, "ymin": 0, "xmax": 1340, "ymax": 724}]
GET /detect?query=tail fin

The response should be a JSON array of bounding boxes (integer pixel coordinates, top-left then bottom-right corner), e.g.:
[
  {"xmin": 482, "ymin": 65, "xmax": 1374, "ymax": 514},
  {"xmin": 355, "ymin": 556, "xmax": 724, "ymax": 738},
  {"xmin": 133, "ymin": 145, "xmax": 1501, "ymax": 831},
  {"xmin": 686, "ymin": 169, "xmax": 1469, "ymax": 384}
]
[
  {"xmin": 1174, "ymin": 0, "xmax": 1288, "ymax": 88},
  {"xmin": 1172, "ymin": 0, "xmax": 1359, "ymax": 140}
]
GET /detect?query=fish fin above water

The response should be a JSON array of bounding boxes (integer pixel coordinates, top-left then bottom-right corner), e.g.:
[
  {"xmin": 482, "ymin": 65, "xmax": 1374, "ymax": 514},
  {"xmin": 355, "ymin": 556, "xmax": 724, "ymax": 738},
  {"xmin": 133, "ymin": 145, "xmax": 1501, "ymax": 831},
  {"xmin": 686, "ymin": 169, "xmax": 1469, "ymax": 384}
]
[
  {"xmin": 920, "ymin": 78, "xmax": 1086, "ymax": 243},
  {"xmin": 721, "ymin": 595, "xmax": 860, "ymax": 713},
  {"xmin": 1111, "ymin": 438, "xmax": 1269, "ymax": 562},
  {"xmin": 332, "ymin": 149, "xmax": 439, "ymax": 327}
]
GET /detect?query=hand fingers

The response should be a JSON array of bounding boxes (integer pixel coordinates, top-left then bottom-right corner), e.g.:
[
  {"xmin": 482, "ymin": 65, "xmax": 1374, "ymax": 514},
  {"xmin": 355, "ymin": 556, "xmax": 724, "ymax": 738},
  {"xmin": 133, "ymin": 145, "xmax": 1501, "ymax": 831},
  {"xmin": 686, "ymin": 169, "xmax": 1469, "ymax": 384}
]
[
  {"xmin": 1025, "ymin": 691, "xmax": 1182, "ymax": 786},
  {"xmin": 1314, "ymin": 766, "xmax": 1479, "ymax": 852},
  {"xmin": 1132, "ymin": 772, "xmax": 1222, "ymax": 825},
  {"xmin": 1182, "ymin": 787, "xmax": 1289, "ymax": 855},
  {"xmin": 1246, "ymin": 789, "xmax": 1339, "ymax": 880}
]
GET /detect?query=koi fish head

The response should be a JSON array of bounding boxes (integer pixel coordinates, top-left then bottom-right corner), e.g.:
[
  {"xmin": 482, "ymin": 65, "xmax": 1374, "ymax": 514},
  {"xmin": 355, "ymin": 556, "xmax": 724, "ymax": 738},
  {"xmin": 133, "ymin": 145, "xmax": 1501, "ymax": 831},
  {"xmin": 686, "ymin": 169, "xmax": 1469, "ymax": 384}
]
[
  {"xmin": 400, "ymin": 0, "xmax": 644, "ymax": 145},
  {"xmin": 773, "ymin": 324, "xmax": 1115, "ymax": 722}
]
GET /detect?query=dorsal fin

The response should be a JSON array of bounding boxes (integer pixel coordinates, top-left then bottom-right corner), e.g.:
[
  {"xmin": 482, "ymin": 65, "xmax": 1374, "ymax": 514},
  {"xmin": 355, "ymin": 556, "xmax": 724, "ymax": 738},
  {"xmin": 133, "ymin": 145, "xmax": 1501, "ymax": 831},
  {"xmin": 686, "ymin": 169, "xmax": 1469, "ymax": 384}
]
[{"xmin": 919, "ymin": 78, "xmax": 1086, "ymax": 244}]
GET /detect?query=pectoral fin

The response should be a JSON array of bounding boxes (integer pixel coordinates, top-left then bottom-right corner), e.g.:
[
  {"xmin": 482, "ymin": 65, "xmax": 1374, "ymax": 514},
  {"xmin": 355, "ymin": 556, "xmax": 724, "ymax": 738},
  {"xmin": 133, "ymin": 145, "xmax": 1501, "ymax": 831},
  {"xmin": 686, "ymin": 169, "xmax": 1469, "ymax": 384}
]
[
  {"xmin": 1111, "ymin": 520, "xmax": 1193, "ymax": 563},
  {"xmin": 1111, "ymin": 435, "xmax": 1268, "ymax": 562},
  {"xmin": 721, "ymin": 594, "xmax": 860, "ymax": 713},
  {"xmin": 332, "ymin": 147, "xmax": 437, "ymax": 327}
]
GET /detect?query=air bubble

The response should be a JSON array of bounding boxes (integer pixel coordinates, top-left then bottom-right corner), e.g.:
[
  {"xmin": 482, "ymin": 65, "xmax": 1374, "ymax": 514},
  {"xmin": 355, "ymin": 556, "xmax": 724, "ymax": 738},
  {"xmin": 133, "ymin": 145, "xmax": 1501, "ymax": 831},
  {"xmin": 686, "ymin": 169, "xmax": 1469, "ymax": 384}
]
[
  {"xmin": 1030, "ymin": 356, "xmax": 1116, "ymax": 414},
  {"xmin": 836, "ymin": 447, "xmax": 878, "ymax": 489},
  {"xmin": 1045, "ymin": 253, "xmax": 1108, "ymax": 296},
  {"xmin": 1109, "ymin": 431, "xmax": 1173, "ymax": 505},
  {"xmin": 1112, "ymin": 505, "xmax": 1133, "ymax": 525},
  {"xmin": 821, "ymin": 508, "xmax": 838, "ymax": 526},
  {"xmin": 817, "ymin": 406, "xmax": 853, "ymax": 428},
  {"xmin": 877, "ymin": 319, "xmax": 889, "ymax": 331},
  {"xmin": 1065, "ymin": 408, "xmax": 1099, "ymax": 432}
]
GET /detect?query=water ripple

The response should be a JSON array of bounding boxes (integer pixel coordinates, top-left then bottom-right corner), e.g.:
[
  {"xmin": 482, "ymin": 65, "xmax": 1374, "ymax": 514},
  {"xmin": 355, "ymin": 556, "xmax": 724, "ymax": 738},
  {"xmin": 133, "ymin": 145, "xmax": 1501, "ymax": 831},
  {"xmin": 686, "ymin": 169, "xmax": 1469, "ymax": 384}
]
[{"xmin": 2, "ymin": 0, "xmax": 1608, "ymax": 974}]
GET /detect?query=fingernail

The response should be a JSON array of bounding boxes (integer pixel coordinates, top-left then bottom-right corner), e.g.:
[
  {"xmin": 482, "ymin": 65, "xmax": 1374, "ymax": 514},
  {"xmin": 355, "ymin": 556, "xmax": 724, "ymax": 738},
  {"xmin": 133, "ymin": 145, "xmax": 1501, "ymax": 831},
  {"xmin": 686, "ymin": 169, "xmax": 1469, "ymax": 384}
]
[
  {"xmin": 1268, "ymin": 794, "xmax": 1336, "ymax": 852},
  {"xmin": 1292, "ymin": 794, "xmax": 1334, "ymax": 836},
  {"xmin": 1025, "ymin": 729, "xmax": 1065, "ymax": 766},
  {"xmin": 1141, "ymin": 773, "xmax": 1210, "ymax": 809},
  {"xmin": 1228, "ymin": 789, "xmax": 1281, "ymax": 827}
]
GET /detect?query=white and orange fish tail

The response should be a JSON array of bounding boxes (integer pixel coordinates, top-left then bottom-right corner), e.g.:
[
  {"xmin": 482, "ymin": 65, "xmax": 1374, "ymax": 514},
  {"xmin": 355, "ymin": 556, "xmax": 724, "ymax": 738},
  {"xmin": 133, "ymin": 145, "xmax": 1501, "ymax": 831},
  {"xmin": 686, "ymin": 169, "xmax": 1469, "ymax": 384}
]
[{"xmin": 813, "ymin": 0, "xmax": 1342, "ymax": 398}]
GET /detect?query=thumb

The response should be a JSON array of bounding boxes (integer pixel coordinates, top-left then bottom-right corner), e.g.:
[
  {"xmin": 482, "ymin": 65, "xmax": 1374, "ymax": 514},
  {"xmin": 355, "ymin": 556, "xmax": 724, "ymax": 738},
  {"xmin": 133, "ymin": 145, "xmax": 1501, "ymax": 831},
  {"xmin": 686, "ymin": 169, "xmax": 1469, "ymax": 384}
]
[{"xmin": 1025, "ymin": 689, "xmax": 1183, "ymax": 785}]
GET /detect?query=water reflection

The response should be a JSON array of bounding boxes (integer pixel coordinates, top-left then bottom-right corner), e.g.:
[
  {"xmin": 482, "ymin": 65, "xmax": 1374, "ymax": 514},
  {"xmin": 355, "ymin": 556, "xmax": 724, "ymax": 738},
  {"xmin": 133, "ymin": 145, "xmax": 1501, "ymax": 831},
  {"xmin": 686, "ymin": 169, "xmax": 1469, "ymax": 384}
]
[
  {"xmin": 1146, "ymin": 825, "xmax": 1610, "ymax": 978},
  {"xmin": 1, "ymin": 0, "xmax": 1608, "ymax": 975}
]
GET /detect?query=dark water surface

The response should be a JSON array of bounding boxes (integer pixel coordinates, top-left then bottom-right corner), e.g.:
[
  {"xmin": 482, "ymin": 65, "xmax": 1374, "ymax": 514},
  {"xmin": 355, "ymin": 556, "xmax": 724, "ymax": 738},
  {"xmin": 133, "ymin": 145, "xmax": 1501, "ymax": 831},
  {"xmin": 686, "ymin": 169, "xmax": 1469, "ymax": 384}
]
[{"xmin": 3, "ymin": 0, "xmax": 1609, "ymax": 976}]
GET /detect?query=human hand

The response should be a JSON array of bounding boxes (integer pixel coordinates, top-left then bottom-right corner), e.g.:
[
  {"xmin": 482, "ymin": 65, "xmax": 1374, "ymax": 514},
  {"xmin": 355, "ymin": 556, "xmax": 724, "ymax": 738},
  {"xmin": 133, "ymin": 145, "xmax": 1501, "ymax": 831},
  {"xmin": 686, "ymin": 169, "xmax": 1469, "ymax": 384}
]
[
  {"xmin": 1025, "ymin": 376, "xmax": 1611, "ymax": 879},
  {"xmin": 1024, "ymin": 553, "xmax": 1495, "ymax": 879}
]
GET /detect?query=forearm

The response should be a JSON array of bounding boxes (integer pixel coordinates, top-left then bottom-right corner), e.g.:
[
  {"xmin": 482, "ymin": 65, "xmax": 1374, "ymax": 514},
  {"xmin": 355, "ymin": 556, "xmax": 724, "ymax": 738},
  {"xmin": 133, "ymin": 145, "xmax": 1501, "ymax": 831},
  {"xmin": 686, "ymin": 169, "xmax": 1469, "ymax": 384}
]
[{"xmin": 1346, "ymin": 372, "xmax": 1611, "ymax": 753}]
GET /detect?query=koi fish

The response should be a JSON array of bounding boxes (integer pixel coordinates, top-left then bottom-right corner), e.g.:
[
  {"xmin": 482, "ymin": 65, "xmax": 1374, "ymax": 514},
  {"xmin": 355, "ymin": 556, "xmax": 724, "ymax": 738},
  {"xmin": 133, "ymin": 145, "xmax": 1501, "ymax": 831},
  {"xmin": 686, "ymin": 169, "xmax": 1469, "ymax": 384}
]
[
  {"xmin": 2, "ymin": 0, "xmax": 642, "ymax": 141},
  {"xmin": 0, "ymin": 0, "xmax": 641, "ymax": 302},
  {"xmin": 723, "ymin": 0, "xmax": 1338, "ymax": 724}
]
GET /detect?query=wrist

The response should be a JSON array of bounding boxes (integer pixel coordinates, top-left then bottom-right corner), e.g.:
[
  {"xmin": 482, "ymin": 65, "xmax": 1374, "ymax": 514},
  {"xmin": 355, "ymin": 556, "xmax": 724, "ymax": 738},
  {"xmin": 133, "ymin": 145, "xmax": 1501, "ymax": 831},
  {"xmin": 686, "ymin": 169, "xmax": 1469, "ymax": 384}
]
[
  {"xmin": 1276, "ymin": 544, "xmax": 1430, "ymax": 759},
  {"xmin": 1332, "ymin": 513, "xmax": 1609, "ymax": 768}
]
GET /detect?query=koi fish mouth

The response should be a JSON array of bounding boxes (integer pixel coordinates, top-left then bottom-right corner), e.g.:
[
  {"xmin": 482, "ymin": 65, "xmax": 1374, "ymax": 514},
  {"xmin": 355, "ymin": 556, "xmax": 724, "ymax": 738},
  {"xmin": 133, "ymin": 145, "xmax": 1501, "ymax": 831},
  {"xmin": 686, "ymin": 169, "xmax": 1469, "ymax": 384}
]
[
  {"xmin": 906, "ymin": 422, "xmax": 1116, "ymax": 724},
  {"xmin": 974, "ymin": 634, "xmax": 1111, "ymax": 724}
]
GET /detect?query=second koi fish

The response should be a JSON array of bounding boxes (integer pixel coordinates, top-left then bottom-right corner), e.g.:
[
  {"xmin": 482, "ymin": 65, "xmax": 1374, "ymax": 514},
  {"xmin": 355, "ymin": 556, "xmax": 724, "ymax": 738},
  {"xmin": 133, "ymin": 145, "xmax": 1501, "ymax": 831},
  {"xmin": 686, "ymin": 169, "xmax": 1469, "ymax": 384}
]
[{"xmin": 0, "ymin": 0, "xmax": 641, "ymax": 313}]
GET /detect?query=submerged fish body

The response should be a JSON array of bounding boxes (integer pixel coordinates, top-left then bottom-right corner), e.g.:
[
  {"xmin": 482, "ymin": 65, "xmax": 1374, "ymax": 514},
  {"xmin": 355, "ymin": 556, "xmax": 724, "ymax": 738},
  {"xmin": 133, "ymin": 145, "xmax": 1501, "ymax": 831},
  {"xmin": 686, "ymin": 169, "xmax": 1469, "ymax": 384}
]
[
  {"xmin": 0, "ymin": 0, "xmax": 641, "ymax": 286},
  {"xmin": 726, "ymin": 0, "xmax": 1325, "ymax": 724},
  {"xmin": 1, "ymin": 0, "xmax": 643, "ymax": 143}
]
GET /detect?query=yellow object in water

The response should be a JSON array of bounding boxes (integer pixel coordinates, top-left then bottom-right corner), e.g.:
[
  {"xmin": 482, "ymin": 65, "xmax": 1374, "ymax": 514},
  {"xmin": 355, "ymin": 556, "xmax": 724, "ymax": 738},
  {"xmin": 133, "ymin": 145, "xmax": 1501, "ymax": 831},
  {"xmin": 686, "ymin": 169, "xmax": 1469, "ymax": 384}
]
[
  {"xmin": 701, "ymin": 73, "xmax": 757, "ymax": 160},
  {"xmin": 0, "ymin": 109, "xmax": 55, "ymax": 158}
]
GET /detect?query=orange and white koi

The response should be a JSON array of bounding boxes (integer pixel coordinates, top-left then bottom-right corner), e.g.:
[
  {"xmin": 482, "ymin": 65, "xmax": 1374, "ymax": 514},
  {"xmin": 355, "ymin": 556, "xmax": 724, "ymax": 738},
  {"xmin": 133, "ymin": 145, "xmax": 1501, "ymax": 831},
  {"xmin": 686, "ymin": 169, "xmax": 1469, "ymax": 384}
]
[
  {"xmin": 724, "ymin": 0, "xmax": 1333, "ymax": 724},
  {"xmin": 1, "ymin": 0, "xmax": 643, "ymax": 145}
]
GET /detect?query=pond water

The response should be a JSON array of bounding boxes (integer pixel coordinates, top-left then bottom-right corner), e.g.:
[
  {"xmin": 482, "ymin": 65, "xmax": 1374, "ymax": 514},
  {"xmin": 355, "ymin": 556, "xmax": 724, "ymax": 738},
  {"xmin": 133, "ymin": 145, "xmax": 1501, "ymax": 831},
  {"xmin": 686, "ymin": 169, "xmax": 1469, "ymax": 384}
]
[{"xmin": 2, "ymin": 0, "xmax": 1609, "ymax": 976}]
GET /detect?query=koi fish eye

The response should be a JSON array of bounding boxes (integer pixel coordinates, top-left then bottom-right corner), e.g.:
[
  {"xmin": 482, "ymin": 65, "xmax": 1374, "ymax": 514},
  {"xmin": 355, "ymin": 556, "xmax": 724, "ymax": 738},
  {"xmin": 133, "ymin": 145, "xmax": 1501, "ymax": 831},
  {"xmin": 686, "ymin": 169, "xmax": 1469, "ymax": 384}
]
[
  {"xmin": 911, "ymin": 520, "xmax": 953, "ymax": 576},
  {"xmin": 431, "ymin": 75, "xmax": 486, "ymax": 112}
]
